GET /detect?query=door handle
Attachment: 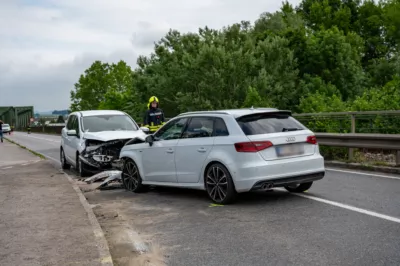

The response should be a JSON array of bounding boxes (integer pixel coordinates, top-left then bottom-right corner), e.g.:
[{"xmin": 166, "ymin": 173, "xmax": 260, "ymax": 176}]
[
  {"xmin": 197, "ymin": 148, "xmax": 206, "ymax": 152},
  {"xmin": 166, "ymin": 149, "xmax": 174, "ymax": 154}
]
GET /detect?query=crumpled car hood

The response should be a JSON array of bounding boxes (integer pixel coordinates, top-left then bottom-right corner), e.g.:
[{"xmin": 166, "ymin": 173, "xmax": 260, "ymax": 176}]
[{"xmin": 83, "ymin": 130, "xmax": 146, "ymax": 142}]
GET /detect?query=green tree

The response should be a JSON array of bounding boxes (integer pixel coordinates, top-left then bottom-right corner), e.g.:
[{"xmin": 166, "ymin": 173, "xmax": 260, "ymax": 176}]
[
  {"xmin": 302, "ymin": 27, "xmax": 365, "ymax": 100},
  {"xmin": 241, "ymin": 86, "xmax": 273, "ymax": 108},
  {"xmin": 70, "ymin": 61, "xmax": 111, "ymax": 111},
  {"xmin": 56, "ymin": 115, "xmax": 65, "ymax": 123},
  {"xmin": 70, "ymin": 60, "xmax": 140, "ymax": 115}
]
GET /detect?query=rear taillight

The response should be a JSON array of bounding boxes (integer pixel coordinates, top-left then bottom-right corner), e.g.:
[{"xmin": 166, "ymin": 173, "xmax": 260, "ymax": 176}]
[
  {"xmin": 306, "ymin": 135, "xmax": 317, "ymax": 144},
  {"xmin": 234, "ymin": 141, "xmax": 273, "ymax": 152}
]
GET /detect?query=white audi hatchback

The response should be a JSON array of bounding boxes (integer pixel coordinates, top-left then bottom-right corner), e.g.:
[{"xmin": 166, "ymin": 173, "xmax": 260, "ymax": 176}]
[{"xmin": 119, "ymin": 108, "xmax": 325, "ymax": 204}]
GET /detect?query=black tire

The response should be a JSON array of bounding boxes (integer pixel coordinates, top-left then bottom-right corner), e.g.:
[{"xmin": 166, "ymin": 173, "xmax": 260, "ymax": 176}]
[
  {"xmin": 60, "ymin": 148, "xmax": 71, "ymax": 170},
  {"xmin": 76, "ymin": 154, "xmax": 89, "ymax": 177},
  {"xmin": 205, "ymin": 163, "xmax": 237, "ymax": 204},
  {"xmin": 284, "ymin": 182, "xmax": 313, "ymax": 193},
  {"xmin": 121, "ymin": 159, "xmax": 147, "ymax": 193}
]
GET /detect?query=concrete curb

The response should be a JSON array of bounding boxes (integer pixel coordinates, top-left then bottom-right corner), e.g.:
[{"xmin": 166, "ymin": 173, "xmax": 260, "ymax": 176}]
[
  {"xmin": 325, "ymin": 160, "xmax": 400, "ymax": 175},
  {"xmin": 63, "ymin": 172, "xmax": 114, "ymax": 266},
  {"xmin": 4, "ymin": 137, "xmax": 114, "ymax": 266}
]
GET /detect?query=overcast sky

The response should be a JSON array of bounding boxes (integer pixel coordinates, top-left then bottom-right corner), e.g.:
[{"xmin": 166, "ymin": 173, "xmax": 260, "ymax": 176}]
[{"xmin": 0, "ymin": 0, "xmax": 300, "ymax": 112}]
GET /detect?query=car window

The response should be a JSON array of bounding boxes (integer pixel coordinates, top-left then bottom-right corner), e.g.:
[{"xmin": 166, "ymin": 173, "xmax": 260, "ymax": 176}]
[
  {"xmin": 237, "ymin": 113, "xmax": 306, "ymax": 135},
  {"xmin": 182, "ymin": 117, "xmax": 214, "ymax": 139},
  {"xmin": 70, "ymin": 116, "xmax": 80, "ymax": 136},
  {"xmin": 81, "ymin": 114, "xmax": 138, "ymax": 133},
  {"xmin": 66, "ymin": 115, "xmax": 76, "ymax": 130},
  {"xmin": 154, "ymin": 117, "xmax": 188, "ymax": 140},
  {"xmin": 213, "ymin": 118, "xmax": 229, "ymax": 137}
]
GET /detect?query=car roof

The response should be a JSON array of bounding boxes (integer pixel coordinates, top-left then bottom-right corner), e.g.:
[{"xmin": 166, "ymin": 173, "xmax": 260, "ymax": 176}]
[
  {"xmin": 73, "ymin": 110, "xmax": 126, "ymax": 117},
  {"xmin": 177, "ymin": 108, "xmax": 291, "ymax": 118}
]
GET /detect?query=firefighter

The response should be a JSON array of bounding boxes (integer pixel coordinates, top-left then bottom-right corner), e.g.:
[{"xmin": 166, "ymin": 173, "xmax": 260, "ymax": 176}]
[{"xmin": 143, "ymin": 96, "xmax": 165, "ymax": 133}]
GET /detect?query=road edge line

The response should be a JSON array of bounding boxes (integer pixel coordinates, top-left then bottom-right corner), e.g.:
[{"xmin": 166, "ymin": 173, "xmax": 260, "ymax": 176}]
[
  {"xmin": 4, "ymin": 137, "xmax": 46, "ymax": 159},
  {"xmin": 4, "ymin": 137, "xmax": 114, "ymax": 265},
  {"xmin": 63, "ymin": 171, "xmax": 114, "ymax": 266}
]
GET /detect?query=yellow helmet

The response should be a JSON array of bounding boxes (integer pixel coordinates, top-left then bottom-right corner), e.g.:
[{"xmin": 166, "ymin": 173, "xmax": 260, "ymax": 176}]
[{"xmin": 147, "ymin": 96, "xmax": 159, "ymax": 109}]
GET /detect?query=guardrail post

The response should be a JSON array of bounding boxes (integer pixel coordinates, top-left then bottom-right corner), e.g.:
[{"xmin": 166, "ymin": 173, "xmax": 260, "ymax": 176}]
[
  {"xmin": 349, "ymin": 114, "xmax": 356, "ymax": 161},
  {"xmin": 397, "ymin": 151, "xmax": 400, "ymax": 166}
]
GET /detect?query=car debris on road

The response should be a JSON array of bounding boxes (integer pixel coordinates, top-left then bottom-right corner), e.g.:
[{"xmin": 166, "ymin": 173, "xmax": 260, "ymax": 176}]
[{"xmin": 83, "ymin": 170, "xmax": 123, "ymax": 190}]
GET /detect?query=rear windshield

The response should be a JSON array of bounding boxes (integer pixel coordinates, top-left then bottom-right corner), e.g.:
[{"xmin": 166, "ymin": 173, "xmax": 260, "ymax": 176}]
[{"xmin": 237, "ymin": 113, "xmax": 306, "ymax": 135}]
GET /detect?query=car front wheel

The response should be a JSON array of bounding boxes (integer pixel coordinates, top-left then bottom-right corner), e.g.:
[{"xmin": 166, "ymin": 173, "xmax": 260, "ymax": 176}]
[
  {"xmin": 60, "ymin": 148, "xmax": 71, "ymax": 170},
  {"xmin": 76, "ymin": 155, "xmax": 89, "ymax": 177},
  {"xmin": 121, "ymin": 159, "xmax": 147, "ymax": 193},
  {"xmin": 284, "ymin": 182, "xmax": 313, "ymax": 193},
  {"xmin": 205, "ymin": 163, "xmax": 237, "ymax": 204}
]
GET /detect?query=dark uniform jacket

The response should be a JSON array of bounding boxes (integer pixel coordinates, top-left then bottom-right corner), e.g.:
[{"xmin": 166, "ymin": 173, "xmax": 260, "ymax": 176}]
[{"xmin": 143, "ymin": 108, "xmax": 165, "ymax": 126}]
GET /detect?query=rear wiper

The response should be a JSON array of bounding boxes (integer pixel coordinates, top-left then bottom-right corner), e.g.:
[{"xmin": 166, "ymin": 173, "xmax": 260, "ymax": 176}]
[{"xmin": 282, "ymin": 128, "xmax": 301, "ymax": 132}]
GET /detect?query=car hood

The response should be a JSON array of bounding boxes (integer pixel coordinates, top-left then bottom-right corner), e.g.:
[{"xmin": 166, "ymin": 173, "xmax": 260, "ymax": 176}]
[{"xmin": 83, "ymin": 130, "xmax": 146, "ymax": 142}]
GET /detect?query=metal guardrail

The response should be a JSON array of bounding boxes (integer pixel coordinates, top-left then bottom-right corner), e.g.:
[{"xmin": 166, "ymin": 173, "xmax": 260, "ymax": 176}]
[
  {"xmin": 293, "ymin": 110, "xmax": 400, "ymax": 117},
  {"xmin": 316, "ymin": 133, "xmax": 400, "ymax": 165}
]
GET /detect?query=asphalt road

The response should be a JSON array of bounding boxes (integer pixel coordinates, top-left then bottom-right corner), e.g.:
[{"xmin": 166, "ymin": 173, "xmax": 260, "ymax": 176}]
[{"xmin": 6, "ymin": 131, "xmax": 400, "ymax": 266}]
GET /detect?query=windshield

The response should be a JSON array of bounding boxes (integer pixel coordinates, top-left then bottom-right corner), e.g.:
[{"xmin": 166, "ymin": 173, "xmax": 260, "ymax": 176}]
[
  {"xmin": 237, "ymin": 113, "xmax": 306, "ymax": 135},
  {"xmin": 81, "ymin": 114, "xmax": 138, "ymax": 133},
  {"xmin": 3, "ymin": 124, "xmax": 10, "ymax": 127}
]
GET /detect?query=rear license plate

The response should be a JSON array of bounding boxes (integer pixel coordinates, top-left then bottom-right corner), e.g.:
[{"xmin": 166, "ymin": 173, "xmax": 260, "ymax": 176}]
[{"xmin": 276, "ymin": 144, "xmax": 304, "ymax": 157}]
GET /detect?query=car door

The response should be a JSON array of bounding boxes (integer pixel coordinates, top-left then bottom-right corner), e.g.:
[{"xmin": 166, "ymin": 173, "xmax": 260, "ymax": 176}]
[
  {"xmin": 141, "ymin": 117, "xmax": 189, "ymax": 183},
  {"xmin": 175, "ymin": 116, "xmax": 215, "ymax": 183},
  {"xmin": 70, "ymin": 115, "xmax": 83, "ymax": 165},
  {"xmin": 62, "ymin": 115, "xmax": 76, "ymax": 163}
]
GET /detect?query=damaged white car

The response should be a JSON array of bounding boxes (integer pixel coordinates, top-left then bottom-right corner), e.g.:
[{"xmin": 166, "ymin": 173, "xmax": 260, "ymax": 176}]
[{"xmin": 60, "ymin": 110, "xmax": 149, "ymax": 177}]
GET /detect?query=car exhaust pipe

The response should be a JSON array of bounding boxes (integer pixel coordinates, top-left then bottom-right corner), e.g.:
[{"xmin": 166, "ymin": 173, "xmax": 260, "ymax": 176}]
[{"xmin": 261, "ymin": 182, "xmax": 273, "ymax": 190}]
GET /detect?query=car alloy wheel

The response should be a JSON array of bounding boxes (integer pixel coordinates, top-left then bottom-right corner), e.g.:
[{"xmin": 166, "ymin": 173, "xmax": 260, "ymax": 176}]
[
  {"xmin": 205, "ymin": 163, "xmax": 236, "ymax": 204},
  {"xmin": 121, "ymin": 159, "xmax": 147, "ymax": 193}
]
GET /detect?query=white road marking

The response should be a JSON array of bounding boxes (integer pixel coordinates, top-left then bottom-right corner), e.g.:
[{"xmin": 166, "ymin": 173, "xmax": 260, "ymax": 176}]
[
  {"xmin": 1, "ymin": 166, "xmax": 13, "ymax": 169},
  {"xmin": 290, "ymin": 192, "xmax": 400, "ymax": 224},
  {"xmin": 43, "ymin": 154, "xmax": 61, "ymax": 164},
  {"xmin": 12, "ymin": 133, "xmax": 60, "ymax": 143},
  {"xmin": 326, "ymin": 168, "xmax": 400, "ymax": 180}
]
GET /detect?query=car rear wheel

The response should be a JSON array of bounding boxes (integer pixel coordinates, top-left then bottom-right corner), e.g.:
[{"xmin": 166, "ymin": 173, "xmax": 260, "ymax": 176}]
[
  {"xmin": 121, "ymin": 159, "xmax": 147, "ymax": 193},
  {"xmin": 60, "ymin": 148, "xmax": 71, "ymax": 170},
  {"xmin": 205, "ymin": 163, "xmax": 237, "ymax": 204},
  {"xmin": 284, "ymin": 182, "xmax": 313, "ymax": 193}
]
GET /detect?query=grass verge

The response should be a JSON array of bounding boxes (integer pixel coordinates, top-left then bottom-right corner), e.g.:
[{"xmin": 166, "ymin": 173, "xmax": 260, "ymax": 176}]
[{"xmin": 4, "ymin": 137, "xmax": 46, "ymax": 160}]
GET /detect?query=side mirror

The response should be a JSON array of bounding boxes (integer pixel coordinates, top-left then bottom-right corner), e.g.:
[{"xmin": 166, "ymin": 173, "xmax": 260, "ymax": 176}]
[
  {"xmin": 140, "ymin": 127, "xmax": 150, "ymax": 133},
  {"xmin": 66, "ymin": 129, "xmax": 77, "ymax": 136},
  {"xmin": 145, "ymin": 135, "xmax": 154, "ymax": 146}
]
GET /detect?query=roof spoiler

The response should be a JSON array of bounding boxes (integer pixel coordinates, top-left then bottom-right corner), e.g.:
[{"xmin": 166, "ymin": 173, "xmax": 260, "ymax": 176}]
[{"xmin": 237, "ymin": 110, "xmax": 292, "ymax": 119}]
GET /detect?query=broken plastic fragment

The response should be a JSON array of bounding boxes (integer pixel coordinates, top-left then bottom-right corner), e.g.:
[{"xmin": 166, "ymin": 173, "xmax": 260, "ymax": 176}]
[{"xmin": 84, "ymin": 170, "xmax": 122, "ymax": 184}]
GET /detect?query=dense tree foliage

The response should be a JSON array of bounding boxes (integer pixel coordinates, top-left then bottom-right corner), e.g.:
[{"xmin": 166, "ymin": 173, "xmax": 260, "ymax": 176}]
[{"xmin": 70, "ymin": 0, "xmax": 400, "ymax": 125}]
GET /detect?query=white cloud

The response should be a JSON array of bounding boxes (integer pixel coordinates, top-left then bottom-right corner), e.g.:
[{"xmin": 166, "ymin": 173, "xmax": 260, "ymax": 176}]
[{"xmin": 0, "ymin": 0, "xmax": 301, "ymax": 111}]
